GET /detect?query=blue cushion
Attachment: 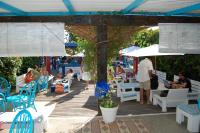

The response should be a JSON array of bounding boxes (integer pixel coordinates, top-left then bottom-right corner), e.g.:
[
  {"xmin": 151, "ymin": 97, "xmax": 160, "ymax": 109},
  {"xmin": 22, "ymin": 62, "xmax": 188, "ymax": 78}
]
[{"xmin": 178, "ymin": 104, "xmax": 200, "ymax": 115}]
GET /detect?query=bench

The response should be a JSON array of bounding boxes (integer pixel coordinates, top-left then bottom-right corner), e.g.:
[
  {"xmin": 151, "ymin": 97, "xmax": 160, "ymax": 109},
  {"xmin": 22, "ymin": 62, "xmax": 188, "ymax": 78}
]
[
  {"xmin": 153, "ymin": 88, "xmax": 189, "ymax": 112},
  {"xmin": 176, "ymin": 104, "xmax": 200, "ymax": 132},
  {"xmin": 174, "ymin": 75, "xmax": 200, "ymax": 100}
]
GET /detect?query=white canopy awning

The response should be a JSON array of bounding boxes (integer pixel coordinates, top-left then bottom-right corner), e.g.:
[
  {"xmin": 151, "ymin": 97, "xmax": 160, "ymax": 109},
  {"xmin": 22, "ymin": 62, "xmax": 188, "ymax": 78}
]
[
  {"xmin": 0, "ymin": 23, "xmax": 66, "ymax": 57},
  {"xmin": 66, "ymin": 53, "xmax": 71, "ymax": 57},
  {"xmin": 72, "ymin": 52, "xmax": 84, "ymax": 57},
  {"xmin": 125, "ymin": 44, "xmax": 184, "ymax": 57},
  {"xmin": 119, "ymin": 45, "xmax": 140, "ymax": 55}
]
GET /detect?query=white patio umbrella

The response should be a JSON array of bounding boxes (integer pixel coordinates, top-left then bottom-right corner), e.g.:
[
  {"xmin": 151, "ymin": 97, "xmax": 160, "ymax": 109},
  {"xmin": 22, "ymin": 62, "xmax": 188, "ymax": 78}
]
[
  {"xmin": 119, "ymin": 45, "xmax": 140, "ymax": 55},
  {"xmin": 125, "ymin": 44, "xmax": 184, "ymax": 57},
  {"xmin": 66, "ymin": 53, "xmax": 71, "ymax": 56},
  {"xmin": 124, "ymin": 44, "xmax": 184, "ymax": 70},
  {"xmin": 72, "ymin": 52, "xmax": 84, "ymax": 57}
]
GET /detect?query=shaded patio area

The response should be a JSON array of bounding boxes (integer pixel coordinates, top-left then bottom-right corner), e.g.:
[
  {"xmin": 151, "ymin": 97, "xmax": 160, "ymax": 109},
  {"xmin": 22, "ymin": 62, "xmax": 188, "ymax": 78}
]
[
  {"xmin": 36, "ymin": 79, "xmax": 175, "ymax": 117},
  {"xmin": 34, "ymin": 79, "xmax": 182, "ymax": 133}
]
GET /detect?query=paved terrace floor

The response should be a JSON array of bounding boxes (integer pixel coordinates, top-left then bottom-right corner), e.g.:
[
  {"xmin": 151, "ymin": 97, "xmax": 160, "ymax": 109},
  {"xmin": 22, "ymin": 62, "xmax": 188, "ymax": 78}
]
[
  {"xmin": 34, "ymin": 80, "xmax": 192, "ymax": 133},
  {"xmin": 36, "ymin": 79, "xmax": 176, "ymax": 117}
]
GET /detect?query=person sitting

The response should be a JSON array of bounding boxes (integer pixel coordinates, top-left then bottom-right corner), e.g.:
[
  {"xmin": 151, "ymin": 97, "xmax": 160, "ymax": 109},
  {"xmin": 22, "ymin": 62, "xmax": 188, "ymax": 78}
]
[
  {"xmin": 37, "ymin": 66, "xmax": 49, "ymax": 91},
  {"xmin": 38, "ymin": 66, "xmax": 49, "ymax": 83},
  {"xmin": 24, "ymin": 68, "xmax": 34, "ymax": 83},
  {"xmin": 24, "ymin": 68, "xmax": 40, "ymax": 83},
  {"xmin": 56, "ymin": 73, "xmax": 62, "ymax": 79},
  {"xmin": 116, "ymin": 65, "xmax": 125, "ymax": 75},
  {"xmin": 171, "ymin": 71, "xmax": 191, "ymax": 92},
  {"xmin": 107, "ymin": 69, "xmax": 114, "ymax": 84},
  {"xmin": 160, "ymin": 71, "xmax": 191, "ymax": 97},
  {"xmin": 65, "ymin": 69, "xmax": 74, "ymax": 79},
  {"xmin": 116, "ymin": 65, "xmax": 126, "ymax": 81}
]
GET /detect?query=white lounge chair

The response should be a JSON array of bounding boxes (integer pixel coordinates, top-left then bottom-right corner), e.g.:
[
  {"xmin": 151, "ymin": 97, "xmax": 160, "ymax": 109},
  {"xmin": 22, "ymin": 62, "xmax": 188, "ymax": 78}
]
[{"xmin": 153, "ymin": 88, "xmax": 188, "ymax": 112}]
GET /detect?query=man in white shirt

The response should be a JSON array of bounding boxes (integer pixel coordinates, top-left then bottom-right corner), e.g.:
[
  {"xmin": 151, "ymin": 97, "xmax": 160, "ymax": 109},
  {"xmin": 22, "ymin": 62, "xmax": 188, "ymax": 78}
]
[{"xmin": 137, "ymin": 58, "xmax": 153, "ymax": 104}]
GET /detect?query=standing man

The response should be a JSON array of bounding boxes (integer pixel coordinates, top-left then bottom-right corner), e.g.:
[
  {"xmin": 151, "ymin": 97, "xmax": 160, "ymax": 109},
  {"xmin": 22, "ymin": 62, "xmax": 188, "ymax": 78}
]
[{"xmin": 137, "ymin": 57, "xmax": 153, "ymax": 104}]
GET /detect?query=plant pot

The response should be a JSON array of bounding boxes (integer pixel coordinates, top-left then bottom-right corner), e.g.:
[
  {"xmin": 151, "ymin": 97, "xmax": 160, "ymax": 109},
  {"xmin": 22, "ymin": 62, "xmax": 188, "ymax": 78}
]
[{"xmin": 100, "ymin": 106, "xmax": 118, "ymax": 123}]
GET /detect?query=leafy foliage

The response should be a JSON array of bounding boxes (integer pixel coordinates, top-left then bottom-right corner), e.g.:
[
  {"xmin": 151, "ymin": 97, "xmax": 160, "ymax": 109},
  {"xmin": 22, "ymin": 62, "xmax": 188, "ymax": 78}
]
[
  {"xmin": 0, "ymin": 57, "xmax": 22, "ymax": 84},
  {"xmin": 18, "ymin": 57, "xmax": 41, "ymax": 75},
  {"xmin": 156, "ymin": 55, "xmax": 200, "ymax": 81},
  {"xmin": 130, "ymin": 29, "xmax": 159, "ymax": 47},
  {"xmin": 100, "ymin": 90, "xmax": 118, "ymax": 108}
]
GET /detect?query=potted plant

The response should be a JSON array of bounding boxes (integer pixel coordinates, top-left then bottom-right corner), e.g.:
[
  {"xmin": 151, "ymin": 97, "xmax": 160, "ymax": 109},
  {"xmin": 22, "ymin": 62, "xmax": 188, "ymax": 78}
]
[{"xmin": 99, "ymin": 89, "xmax": 119, "ymax": 123}]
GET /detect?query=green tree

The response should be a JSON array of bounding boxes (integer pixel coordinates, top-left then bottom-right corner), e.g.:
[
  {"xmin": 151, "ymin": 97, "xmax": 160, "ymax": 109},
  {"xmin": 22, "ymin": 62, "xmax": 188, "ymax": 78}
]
[
  {"xmin": 0, "ymin": 57, "xmax": 22, "ymax": 85},
  {"xmin": 130, "ymin": 29, "xmax": 159, "ymax": 47},
  {"xmin": 19, "ymin": 57, "xmax": 41, "ymax": 75}
]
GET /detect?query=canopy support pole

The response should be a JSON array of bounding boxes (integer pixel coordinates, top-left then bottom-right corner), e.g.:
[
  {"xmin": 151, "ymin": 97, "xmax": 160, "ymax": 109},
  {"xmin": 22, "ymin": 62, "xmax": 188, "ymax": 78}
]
[{"xmin": 96, "ymin": 24, "xmax": 107, "ymax": 82}]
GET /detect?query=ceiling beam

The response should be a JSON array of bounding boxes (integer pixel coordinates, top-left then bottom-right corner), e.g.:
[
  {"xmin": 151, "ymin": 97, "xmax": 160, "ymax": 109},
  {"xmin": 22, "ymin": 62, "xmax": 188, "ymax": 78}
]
[
  {"xmin": 0, "ymin": 1, "xmax": 26, "ymax": 15},
  {"xmin": 121, "ymin": 0, "xmax": 146, "ymax": 14},
  {"xmin": 0, "ymin": 15, "xmax": 200, "ymax": 26},
  {"xmin": 0, "ymin": 11, "xmax": 199, "ymax": 17},
  {"xmin": 63, "ymin": 0, "xmax": 74, "ymax": 12},
  {"xmin": 167, "ymin": 3, "xmax": 200, "ymax": 15}
]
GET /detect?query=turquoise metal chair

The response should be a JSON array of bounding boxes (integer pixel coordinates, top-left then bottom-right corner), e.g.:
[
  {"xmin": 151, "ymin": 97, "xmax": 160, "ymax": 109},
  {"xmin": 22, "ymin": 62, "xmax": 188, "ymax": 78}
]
[
  {"xmin": 9, "ymin": 109, "xmax": 33, "ymax": 133},
  {"xmin": 0, "ymin": 92, "xmax": 6, "ymax": 112},
  {"xmin": 7, "ymin": 81, "xmax": 37, "ymax": 111},
  {"xmin": 0, "ymin": 77, "xmax": 11, "ymax": 97},
  {"xmin": 37, "ymin": 75, "xmax": 49, "ymax": 92}
]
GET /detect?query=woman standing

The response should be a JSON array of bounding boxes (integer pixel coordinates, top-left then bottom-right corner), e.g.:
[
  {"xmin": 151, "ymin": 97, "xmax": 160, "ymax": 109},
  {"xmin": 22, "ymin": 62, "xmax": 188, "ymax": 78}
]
[{"xmin": 81, "ymin": 59, "xmax": 91, "ymax": 90}]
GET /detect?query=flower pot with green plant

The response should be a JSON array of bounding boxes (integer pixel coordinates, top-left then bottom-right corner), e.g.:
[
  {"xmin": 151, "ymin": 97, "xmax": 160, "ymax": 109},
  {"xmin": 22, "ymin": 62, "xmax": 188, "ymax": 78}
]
[{"xmin": 100, "ymin": 89, "xmax": 119, "ymax": 123}]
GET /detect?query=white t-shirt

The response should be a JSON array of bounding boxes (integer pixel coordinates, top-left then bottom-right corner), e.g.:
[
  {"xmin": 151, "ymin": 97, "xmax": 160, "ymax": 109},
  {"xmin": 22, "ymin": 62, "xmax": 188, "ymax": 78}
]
[{"xmin": 136, "ymin": 58, "xmax": 153, "ymax": 82}]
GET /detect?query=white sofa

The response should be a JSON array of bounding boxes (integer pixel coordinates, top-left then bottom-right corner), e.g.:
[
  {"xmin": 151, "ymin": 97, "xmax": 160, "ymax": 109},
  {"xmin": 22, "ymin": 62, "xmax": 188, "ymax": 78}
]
[{"xmin": 153, "ymin": 88, "xmax": 189, "ymax": 112}]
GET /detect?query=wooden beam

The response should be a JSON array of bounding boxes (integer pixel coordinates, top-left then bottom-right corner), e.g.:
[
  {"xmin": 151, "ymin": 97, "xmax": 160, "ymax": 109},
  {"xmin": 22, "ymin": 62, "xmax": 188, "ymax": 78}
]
[
  {"xmin": 0, "ymin": 15, "xmax": 200, "ymax": 26},
  {"xmin": 96, "ymin": 24, "xmax": 107, "ymax": 82}
]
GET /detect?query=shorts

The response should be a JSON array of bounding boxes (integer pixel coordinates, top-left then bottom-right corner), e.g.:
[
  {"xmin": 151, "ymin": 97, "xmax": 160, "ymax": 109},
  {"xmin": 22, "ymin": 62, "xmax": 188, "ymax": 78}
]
[{"xmin": 139, "ymin": 80, "xmax": 150, "ymax": 90}]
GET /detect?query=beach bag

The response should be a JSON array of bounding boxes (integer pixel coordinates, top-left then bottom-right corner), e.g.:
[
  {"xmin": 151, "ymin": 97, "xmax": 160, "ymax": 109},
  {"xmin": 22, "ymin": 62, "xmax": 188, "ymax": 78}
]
[{"xmin": 55, "ymin": 84, "xmax": 64, "ymax": 93}]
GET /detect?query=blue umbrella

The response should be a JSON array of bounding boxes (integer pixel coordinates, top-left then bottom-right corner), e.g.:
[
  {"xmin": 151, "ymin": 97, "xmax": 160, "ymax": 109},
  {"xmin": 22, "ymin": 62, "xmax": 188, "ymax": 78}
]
[{"xmin": 65, "ymin": 42, "xmax": 77, "ymax": 48}]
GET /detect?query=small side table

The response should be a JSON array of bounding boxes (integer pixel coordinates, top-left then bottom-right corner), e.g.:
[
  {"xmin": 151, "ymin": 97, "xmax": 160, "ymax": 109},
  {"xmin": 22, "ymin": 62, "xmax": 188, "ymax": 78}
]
[{"xmin": 176, "ymin": 104, "xmax": 200, "ymax": 132}]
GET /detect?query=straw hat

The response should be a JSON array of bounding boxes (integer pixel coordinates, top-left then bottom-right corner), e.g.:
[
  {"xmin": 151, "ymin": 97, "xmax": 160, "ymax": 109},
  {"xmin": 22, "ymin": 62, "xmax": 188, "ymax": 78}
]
[{"xmin": 27, "ymin": 68, "xmax": 32, "ymax": 72}]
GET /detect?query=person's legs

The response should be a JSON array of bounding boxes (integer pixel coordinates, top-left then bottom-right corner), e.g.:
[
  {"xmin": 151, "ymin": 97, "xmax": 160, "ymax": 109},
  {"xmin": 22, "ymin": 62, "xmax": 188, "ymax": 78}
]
[
  {"xmin": 85, "ymin": 81, "xmax": 89, "ymax": 90},
  {"xmin": 140, "ymin": 82, "xmax": 144, "ymax": 104},
  {"xmin": 146, "ymin": 89, "xmax": 150, "ymax": 104},
  {"xmin": 144, "ymin": 80, "xmax": 151, "ymax": 104}
]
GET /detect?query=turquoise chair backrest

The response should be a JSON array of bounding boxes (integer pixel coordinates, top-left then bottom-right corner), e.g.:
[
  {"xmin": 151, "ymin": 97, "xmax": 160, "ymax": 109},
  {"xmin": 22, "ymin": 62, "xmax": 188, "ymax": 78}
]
[
  {"xmin": 0, "ymin": 77, "xmax": 11, "ymax": 97},
  {"xmin": 16, "ymin": 81, "xmax": 37, "ymax": 110},
  {"xmin": 37, "ymin": 75, "xmax": 49, "ymax": 91},
  {"xmin": 198, "ymin": 98, "xmax": 200, "ymax": 110},
  {"xmin": 9, "ymin": 109, "xmax": 33, "ymax": 133},
  {"xmin": 28, "ymin": 81, "xmax": 37, "ymax": 108},
  {"xmin": 0, "ymin": 92, "xmax": 6, "ymax": 112}
]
